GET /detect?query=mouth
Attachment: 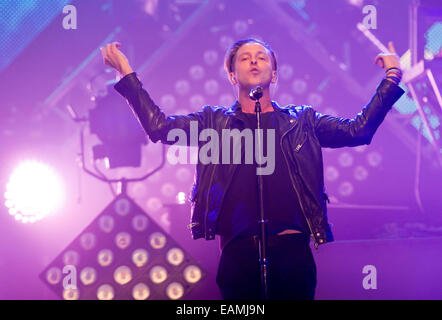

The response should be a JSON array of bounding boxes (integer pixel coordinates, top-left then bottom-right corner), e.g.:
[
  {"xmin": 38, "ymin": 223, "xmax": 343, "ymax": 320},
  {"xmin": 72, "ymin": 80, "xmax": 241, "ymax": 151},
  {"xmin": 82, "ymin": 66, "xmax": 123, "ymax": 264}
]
[{"xmin": 249, "ymin": 68, "xmax": 260, "ymax": 73}]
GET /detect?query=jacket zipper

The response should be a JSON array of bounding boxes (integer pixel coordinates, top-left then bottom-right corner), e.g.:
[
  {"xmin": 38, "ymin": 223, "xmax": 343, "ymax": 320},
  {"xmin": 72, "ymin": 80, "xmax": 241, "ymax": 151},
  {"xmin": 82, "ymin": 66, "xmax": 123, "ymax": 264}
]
[
  {"xmin": 294, "ymin": 133, "xmax": 307, "ymax": 152},
  {"xmin": 280, "ymin": 126, "xmax": 319, "ymax": 249},
  {"xmin": 187, "ymin": 222, "xmax": 198, "ymax": 229}
]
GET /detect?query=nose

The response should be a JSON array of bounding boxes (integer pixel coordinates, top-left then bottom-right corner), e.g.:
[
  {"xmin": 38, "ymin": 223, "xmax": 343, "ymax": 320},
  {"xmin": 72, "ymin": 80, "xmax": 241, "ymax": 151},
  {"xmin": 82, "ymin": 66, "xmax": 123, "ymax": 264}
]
[{"xmin": 251, "ymin": 59, "xmax": 257, "ymax": 65}]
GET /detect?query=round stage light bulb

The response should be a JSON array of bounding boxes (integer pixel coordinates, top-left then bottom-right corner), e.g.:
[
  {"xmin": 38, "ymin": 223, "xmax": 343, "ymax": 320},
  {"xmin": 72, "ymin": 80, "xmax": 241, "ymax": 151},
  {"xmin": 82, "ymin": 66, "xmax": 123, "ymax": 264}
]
[
  {"xmin": 161, "ymin": 183, "xmax": 176, "ymax": 198},
  {"xmin": 63, "ymin": 250, "xmax": 80, "ymax": 266},
  {"xmin": 189, "ymin": 65, "xmax": 205, "ymax": 80},
  {"xmin": 183, "ymin": 265, "xmax": 202, "ymax": 284},
  {"xmin": 132, "ymin": 249, "xmax": 149, "ymax": 267},
  {"xmin": 204, "ymin": 79, "xmax": 219, "ymax": 95},
  {"xmin": 203, "ymin": 50, "xmax": 218, "ymax": 65},
  {"xmin": 80, "ymin": 232, "xmax": 96, "ymax": 250},
  {"xmin": 132, "ymin": 283, "xmax": 150, "ymax": 300},
  {"xmin": 97, "ymin": 249, "xmax": 114, "ymax": 267},
  {"xmin": 63, "ymin": 288, "xmax": 80, "ymax": 300},
  {"xmin": 279, "ymin": 64, "xmax": 294, "ymax": 80},
  {"xmin": 149, "ymin": 266, "xmax": 168, "ymax": 284},
  {"xmin": 175, "ymin": 80, "xmax": 190, "ymax": 95},
  {"xmin": 46, "ymin": 267, "xmax": 62, "ymax": 285},
  {"xmin": 160, "ymin": 94, "xmax": 176, "ymax": 111},
  {"xmin": 167, "ymin": 248, "xmax": 185, "ymax": 266},
  {"xmin": 80, "ymin": 267, "xmax": 97, "ymax": 286},
  {"xmin": 338, "ymin": 152, "xmax": 354, "ymax": 167},
  {"xmin": 354, "ymin": 165, "xmax": 369, "ymax": 181},
  {"xmin": 166, "ymin": 282, "xmax": 184, "ymax": 300},
  {"xmin": 189, "ymin": 94, "xmax": 205, "ymax": 109},
  {"xmin": 99, "ymin": 215, "xmax": 114, "ymax": 233},
  {"xmin": 132, "ymin": 214, "xmax": 149, "ymax": 232},
  {"xmin": 175, "ymin": 167, "xmax": 191, "ymax": 182},
  {"xmin": 325, "ymin": 166, "xmax": 339, "ymax": 182},
  {"xmin": 114, "ymin": 198, "xmax": 131, "ymax": 216},
  {"xmin": 97, "ymin": 284, "xmax": 114, "ymax": 300},
  {"xmin": 113, "ymin": 266, "xmax": 132, "ymax": 285},
  {"xmin": 367, "ymin": 151, "xmax": 383, "ymax": 167},
  {"xmin": 115, "ymin": 232, "xmax": 131, "ymax": 249},
  {"xmin": 338, "ymin": 181, "xmax": 354, "ymax": 197},
  {"xmin": 149, "ymin": 232, "xmax": 166, "ymax": 249},
  {"xmin": 292, "ymin": 78, "xmax": 307, "ymax": 95}
]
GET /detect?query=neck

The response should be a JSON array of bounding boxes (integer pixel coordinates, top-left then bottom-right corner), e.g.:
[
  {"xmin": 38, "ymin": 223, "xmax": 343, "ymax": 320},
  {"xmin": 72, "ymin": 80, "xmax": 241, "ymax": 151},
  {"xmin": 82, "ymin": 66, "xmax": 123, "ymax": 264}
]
[{"xmin": 237, "ymin": 86, "xmax": 273, "ymax": 114}]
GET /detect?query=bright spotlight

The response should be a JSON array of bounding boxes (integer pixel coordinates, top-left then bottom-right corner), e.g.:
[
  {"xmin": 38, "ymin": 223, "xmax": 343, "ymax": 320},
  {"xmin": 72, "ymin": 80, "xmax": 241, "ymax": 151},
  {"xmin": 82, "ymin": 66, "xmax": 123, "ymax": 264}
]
[{"xmin": 4, "ymin": 160, "xmax": 65, "ymax": 223}]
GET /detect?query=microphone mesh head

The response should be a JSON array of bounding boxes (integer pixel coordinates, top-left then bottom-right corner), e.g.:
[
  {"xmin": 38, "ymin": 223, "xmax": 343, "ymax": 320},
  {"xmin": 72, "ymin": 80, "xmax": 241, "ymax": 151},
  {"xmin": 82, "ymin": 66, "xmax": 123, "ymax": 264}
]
[{"xmin": 249, "ymin": 86, "xmax": 263, "ymax": 100}]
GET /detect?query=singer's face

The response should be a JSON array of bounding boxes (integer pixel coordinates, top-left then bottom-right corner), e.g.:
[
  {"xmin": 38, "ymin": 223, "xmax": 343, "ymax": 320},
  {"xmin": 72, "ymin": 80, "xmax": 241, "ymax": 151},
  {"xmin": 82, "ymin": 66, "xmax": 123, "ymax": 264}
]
[{"xmin": 232, "ymin": 43, "xmax": 276, "ymax": 90}]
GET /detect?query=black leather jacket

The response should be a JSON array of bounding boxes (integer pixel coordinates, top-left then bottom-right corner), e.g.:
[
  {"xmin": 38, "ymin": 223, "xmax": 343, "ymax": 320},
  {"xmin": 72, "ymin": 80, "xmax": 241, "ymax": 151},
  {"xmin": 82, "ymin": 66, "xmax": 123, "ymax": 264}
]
[{"xmin": 115, "ymin": 73, "xmax": 404, "ymax": 248}]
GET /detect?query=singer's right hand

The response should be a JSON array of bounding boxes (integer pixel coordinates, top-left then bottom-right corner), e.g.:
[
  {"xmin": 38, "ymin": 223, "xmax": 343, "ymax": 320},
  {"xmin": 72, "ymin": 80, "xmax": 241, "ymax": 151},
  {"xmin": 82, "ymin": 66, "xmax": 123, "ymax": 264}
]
[{"xmin": 100, "ymin": 42, "xmax": 133, "ymax": 77}]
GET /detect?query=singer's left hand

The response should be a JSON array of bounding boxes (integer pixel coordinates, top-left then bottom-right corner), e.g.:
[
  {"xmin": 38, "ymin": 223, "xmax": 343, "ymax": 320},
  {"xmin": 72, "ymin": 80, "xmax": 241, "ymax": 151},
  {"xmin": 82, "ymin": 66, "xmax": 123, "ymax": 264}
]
[{"xmin": 374, "ymin": 41, "xmax": 401, "ymax": 72}]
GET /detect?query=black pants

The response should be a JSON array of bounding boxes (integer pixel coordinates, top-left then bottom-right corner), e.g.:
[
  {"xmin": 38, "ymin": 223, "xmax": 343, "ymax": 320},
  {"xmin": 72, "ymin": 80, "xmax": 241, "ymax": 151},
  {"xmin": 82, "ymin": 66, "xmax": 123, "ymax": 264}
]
[{"xmin": 216, "ymin": 233, "xmax": 317, "ymax": 300}]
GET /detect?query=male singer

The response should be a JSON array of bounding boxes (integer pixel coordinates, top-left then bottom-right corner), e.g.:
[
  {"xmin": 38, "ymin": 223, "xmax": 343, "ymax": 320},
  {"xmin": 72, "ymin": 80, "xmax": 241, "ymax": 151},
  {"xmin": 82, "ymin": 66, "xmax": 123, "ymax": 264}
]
[{"xmin": 101, "ymin": 38, "xmax": 404, "ymax": 299}]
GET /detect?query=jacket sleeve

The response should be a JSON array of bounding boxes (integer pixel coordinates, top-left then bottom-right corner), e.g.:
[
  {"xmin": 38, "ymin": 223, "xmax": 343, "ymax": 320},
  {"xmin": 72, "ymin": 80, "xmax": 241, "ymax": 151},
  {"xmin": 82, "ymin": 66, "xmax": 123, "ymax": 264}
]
[
  {"xmin": 114, "ymin": 72, "xmax": 208, "ymax": 145},
  {"xmin": 313, "ymin": 79, "xmax": 405, "ymax": 148}
]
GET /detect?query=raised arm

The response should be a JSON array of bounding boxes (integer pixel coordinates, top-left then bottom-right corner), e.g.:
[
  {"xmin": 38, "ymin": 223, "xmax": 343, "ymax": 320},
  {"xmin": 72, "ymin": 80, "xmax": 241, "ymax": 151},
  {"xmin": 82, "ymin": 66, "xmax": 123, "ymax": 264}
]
[
  {"xmin": 313, "ymin": 41, "xmax": 405, "ymax": 148},
  {"xmin": 313, "ymin": 80, "xmax": 404, "ymax": 147},
  {"xmin": 100, "ymin": 42, "xmax": 207, "ymax": 145}
]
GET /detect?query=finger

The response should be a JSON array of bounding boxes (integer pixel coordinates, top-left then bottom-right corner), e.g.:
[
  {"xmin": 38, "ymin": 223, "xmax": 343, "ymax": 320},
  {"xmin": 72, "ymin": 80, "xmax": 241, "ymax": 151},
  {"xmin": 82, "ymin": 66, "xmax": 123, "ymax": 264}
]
[
  {"xmin": 100, "ymin": 47, "xmax": 106, "ymax": 60},
  {"xmin": 101, "ymin": 47, "xmax": 109, "ymax": 60},
  {"xmin": 374, "ymin": 55, "xmax": 381, "ymax": 65},
  {"xmin": 100, "ymin": 48, "xmax": 106, "ymax": 59},
  {"xmin": 388, "ymin": 41, "xmax": 396, "ymax": 54},
  {"xmin": 111, "ymin": 42, "xmax": 120, "ymax": 51},
  {"xmin": 379, "ymin": 59, "xmax": 384, "ymax": 68},
  {"xmin": 375, "ymin": 56, "xmax": 384, "ymax": 68}
]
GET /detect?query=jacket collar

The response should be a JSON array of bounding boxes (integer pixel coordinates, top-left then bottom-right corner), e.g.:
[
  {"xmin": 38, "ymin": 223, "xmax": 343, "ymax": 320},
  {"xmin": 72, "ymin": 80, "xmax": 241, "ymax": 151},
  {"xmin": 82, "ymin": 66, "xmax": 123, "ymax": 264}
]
[
  {"xmin": 225, "ymin": 100, "xmax": 297, "ymax": 132},
  {"xmin": 225, "ymin": 100, "xmax": 291, "ymax": 117},
  {"xmin": 225, "ymin": 100, "xmax": 298, "ymax": 128}
]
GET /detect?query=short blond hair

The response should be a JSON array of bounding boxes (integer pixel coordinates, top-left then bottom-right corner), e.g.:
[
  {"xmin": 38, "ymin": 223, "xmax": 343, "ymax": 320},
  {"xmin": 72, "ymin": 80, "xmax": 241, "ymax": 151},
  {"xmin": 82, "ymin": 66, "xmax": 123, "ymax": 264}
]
[{"xmin": 224, "ymin": 38, "xmax": 277, "ymax": 74}]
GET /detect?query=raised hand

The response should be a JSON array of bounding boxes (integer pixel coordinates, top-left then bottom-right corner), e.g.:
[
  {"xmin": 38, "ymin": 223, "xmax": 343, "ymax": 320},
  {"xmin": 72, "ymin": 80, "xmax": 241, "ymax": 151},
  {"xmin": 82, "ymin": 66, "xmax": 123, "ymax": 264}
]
[
  {"xmin": 100, "ymin": 42, "xmax": 133, "ymax": 77},
  {"xmin": 374, "ymin": 41, "xmax": 401, "ymax": 71},
  {"xmin": 374, "ymin": 41, "xmax": 402, "ymax": 85}
]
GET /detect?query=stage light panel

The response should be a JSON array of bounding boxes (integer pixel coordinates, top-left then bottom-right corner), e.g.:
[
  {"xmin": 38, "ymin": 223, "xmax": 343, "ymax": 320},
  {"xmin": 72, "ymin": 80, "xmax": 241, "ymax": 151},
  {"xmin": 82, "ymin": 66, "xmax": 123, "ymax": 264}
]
[{"xmin": 40, "ymin": 195, "xmax": 206, "ymax": 300}]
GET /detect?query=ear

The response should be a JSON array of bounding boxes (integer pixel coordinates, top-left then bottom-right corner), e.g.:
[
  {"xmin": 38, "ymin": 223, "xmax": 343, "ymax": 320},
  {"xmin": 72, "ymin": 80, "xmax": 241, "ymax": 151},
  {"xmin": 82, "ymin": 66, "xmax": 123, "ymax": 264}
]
[
  {"xmin": 271, "ymin": 70, "xmax": 277, "ymax": 83},
  {"xmin": 229, "ymin": 72, "xmax": 237, "ymax": 85}
]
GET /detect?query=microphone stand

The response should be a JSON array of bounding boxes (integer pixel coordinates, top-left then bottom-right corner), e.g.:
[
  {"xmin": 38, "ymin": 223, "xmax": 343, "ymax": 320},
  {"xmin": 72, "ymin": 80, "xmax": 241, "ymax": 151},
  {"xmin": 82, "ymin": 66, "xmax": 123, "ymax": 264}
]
[{"xmin": 252, "ymin": 92, "xmax": 269, "ymax": 300}]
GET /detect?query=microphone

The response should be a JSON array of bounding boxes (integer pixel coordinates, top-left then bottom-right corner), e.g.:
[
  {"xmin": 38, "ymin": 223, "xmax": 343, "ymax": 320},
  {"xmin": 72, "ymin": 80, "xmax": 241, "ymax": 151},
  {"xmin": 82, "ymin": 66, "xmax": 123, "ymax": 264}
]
[{"xmin": 249, "ymin": 86, "xmax": 263, "ymax": 101}]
